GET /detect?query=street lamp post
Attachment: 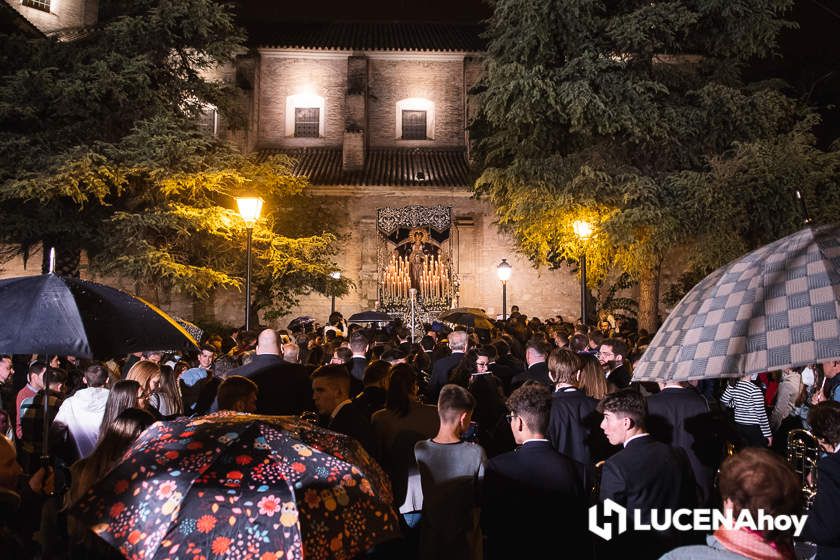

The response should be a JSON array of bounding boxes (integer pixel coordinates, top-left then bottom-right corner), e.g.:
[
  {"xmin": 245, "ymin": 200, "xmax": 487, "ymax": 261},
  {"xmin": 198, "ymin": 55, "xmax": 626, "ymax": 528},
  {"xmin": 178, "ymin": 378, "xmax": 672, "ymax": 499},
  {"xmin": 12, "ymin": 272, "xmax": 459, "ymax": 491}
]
[
  {"xmin": 496, "ymin": 258, "xmax": 512, "ymax": 321},
  {"xmin": 236, "ymin": 197, "xmax": 264, "ymax": 331},
  {"xmin": 329, "ymin": 271, "xmax": 341, "ymax": 314},
  {"xmin": 572, "ymin": 220, "xmax": 593, "ymax": 327}
]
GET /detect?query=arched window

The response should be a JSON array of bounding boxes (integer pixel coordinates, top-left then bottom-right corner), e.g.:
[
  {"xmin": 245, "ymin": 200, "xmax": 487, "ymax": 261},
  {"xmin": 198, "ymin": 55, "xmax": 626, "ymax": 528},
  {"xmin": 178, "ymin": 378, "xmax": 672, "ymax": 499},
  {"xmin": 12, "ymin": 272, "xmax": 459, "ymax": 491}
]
[{"xmin": 396, "ymin": 98, "xmax": 435, "ymax": 140}]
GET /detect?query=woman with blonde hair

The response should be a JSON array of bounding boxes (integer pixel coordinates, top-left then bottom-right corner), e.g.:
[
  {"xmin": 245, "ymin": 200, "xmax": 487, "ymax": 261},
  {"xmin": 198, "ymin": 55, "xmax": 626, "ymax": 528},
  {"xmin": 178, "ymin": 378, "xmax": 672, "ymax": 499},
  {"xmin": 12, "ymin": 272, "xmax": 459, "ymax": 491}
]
[
  {"xmin": 577, "ymin": 352, "xmax": 609, "ymax": 400},
  {"xmin": 125, "ymin": 360, "xmax": 161, "ymax": 411},
  {"xmin": 149, "ymin": 364, "xmax": 183, "ymax": 419}
]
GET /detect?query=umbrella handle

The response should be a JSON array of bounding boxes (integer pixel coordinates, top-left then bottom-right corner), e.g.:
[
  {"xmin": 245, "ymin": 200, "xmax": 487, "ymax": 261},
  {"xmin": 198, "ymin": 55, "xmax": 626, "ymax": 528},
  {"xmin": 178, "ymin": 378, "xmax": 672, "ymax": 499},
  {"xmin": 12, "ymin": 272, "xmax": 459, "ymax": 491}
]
[{"xmin": 42, "ymin": 366, "xmax": 50, "ymax": 466}]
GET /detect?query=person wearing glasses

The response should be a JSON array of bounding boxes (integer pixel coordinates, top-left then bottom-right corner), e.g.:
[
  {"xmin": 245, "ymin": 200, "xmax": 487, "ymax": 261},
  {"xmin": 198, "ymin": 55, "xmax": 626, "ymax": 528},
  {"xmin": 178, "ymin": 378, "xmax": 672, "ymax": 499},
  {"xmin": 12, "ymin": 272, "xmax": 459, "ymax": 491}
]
[
  {"xmin": 482, "ymin": 382, "xmax": 590, "ymax": 560},
  {"xmin": 598, "ymin": 339, "xmax": 631, "ymax": 389}
]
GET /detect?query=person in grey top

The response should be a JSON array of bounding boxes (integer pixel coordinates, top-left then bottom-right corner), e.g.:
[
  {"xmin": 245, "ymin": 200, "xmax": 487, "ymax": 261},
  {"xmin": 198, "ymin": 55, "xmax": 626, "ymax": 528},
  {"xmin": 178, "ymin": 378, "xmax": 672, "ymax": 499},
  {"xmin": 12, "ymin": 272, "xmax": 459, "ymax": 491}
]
[{"xmin": 415, "ymin": 384, "xmax": 486, "ymax": 560}]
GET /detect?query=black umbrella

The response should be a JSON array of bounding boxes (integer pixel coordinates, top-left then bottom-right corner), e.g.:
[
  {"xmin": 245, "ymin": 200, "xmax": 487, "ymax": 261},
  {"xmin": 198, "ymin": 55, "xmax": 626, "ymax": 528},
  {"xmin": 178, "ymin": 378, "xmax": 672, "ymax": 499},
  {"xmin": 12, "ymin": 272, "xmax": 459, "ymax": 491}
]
[
  {"xmin": 347, "ymin": 310, "xmax": 393, "ymax": 323},
  {"xmin": 0, "ymin": 274, "xmax": 198, "ymax": 359},
  {"xmin": 438, "ymin": 307, "xmax": 494, "ymax": 330},
  {"xmin": 287, "ymin": 315, "xmax": 316, "ymax": 331},
  {"xmin": 0, "ymin": 269, "xmax": 198, "ymax": 466}
]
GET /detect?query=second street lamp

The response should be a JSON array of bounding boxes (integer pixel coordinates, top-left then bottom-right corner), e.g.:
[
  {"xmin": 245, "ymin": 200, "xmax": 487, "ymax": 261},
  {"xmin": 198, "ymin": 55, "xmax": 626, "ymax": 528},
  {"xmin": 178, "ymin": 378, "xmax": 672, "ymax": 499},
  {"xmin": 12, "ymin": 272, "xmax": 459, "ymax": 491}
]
[
  {"xmin": 496, "ymin": 258, "xmax": 512, "ymax": 321},
  {"xmin": 236, "ymin": 196, "xmax": 264, "ymax": 331},
  {"xmin": 329, "ymin": 271, "xmax": 341, "ymax": 314},
  {"xmin": 572, "ymin": 220, "xmax": 593, "ymax": 327}
]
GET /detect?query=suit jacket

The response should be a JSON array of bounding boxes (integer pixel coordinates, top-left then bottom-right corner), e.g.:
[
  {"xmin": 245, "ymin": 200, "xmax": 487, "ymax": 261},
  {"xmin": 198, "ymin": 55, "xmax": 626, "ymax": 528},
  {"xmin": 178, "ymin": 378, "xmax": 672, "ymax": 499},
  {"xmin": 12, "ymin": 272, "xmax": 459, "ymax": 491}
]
[
  {"xmin": 350, "ymin": 356, "xmax": 368, "ymax": 382},
  {"xmin": 482, "ymin": 440, "xmax": 591, "ymax": 560},
  {"xmin": 599, "ymin": 435, "xmax": 698, "ymax": 560},
  {"xmin": 803, "ymin": 451, "xmax": 840, "ymax": 560},
  {"xmin": 646, "ymin": 387, "xmax": 718, "ymax": 506},
  {"xmin": 329, "ymin": 400, "xmax": 375, "ymax": 455},
  {"xmin": 225, "ymin": 355, "xmax": 315, "ymax": 416},
  {"xmin": 606, "ymin": 363, "xmax": 631, "ymax": 389},
  {"xmin": 428, "ymin": 352, "xmax": 464, "ymax": 402},
  {"xmin": 353, "ymin": 385, "xmax": 387, "ymax": 420},
  {"xmin": 511, "ymin": 361, "xmax": 551, "ymax": 389},
  {"xmin": 488, "ymin": 363, "xmax": 517, "ymax": 396},
  {"xmin": 548, "ymin": 388, "xmax": 607, "ymax": 468}
]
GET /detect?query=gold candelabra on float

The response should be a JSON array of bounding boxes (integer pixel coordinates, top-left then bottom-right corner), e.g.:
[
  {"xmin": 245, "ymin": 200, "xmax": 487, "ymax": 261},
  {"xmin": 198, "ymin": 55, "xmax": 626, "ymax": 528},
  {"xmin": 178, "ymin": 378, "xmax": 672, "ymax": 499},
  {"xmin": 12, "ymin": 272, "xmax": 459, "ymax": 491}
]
[{"xmin": 382, "ymin": 253, "xmax": 451, "ymax": 303}]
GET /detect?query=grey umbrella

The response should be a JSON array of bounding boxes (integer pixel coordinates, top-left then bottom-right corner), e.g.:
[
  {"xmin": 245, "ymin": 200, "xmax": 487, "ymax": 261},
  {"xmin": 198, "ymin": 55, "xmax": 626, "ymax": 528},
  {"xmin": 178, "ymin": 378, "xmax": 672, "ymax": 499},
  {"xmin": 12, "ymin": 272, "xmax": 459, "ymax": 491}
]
[{"xmin": 633, "ymin": 224, "xmax": 840, "ymax": 381}]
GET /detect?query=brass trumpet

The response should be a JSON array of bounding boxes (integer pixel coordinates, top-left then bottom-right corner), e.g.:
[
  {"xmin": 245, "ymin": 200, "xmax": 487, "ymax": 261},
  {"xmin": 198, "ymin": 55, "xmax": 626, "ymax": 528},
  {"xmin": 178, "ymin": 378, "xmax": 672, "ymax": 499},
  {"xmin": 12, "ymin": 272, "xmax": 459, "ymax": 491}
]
[{"xmin": 786, "ymin": 428, "xmax": 821, "ymax": 511}]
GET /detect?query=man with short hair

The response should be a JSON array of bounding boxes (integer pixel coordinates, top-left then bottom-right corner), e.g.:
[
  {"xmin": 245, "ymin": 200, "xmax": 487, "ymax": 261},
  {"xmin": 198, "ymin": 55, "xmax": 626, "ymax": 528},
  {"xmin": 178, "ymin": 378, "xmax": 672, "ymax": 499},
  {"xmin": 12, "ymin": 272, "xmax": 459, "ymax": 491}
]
[
  {"xmin": 311, "ymin": 364, "xmax": 374, "ymax": 453},
  {"xmin": 217, "ymin": 375, "xmax": 258, "ymax": 412},
  {"xmin": 281, "ymin": 341, "xmax": 301, "ymax": 364},
  {"xmin": 598, "ymin": 389, "xmax": 697, "ymax": 559},
  {"xmin": 599, "ymin": 338, "xmax": 631, "ymax": 389},
  {"xmin": 52, "ymin": 363, "xmax": 110, "ymax": 459},
  {"xmin": 349, "ymin": 332, "xmax": 369, "ymax": 381},
  {"xmin": 428, "ymin": 330, "xmax": 467, "ymax": 402},
  {"xmin": 222, "ymin": 329, "xmax": 315, "ymax": 416},
  {"xmin": 483, "ymin": 383, "xmax": 589, "ymax": 560},
  {"xmin": 180, "ymin": 346, "xmax": 216, "ymax": 387},
  {"xmin": 414, "ymin": 384, "xmax": 486, "ymax": 560},
  {"xmin": 16, "ymin": 361, "xmax": 47, "ymax": 439},
  {"xmin": 381, "ymin": 348, "xmax": 408, "ymax": 366},
  {"xmin": 0, "ymin": 355, "xmax": 14, "ymax": 422},
  {"xmin": 511, "ymin": 339, "xmax": 551, "ymax": 389},
  {"xmin": 802, "ymin": 401, "xmax": 840, "ymax": 559}
]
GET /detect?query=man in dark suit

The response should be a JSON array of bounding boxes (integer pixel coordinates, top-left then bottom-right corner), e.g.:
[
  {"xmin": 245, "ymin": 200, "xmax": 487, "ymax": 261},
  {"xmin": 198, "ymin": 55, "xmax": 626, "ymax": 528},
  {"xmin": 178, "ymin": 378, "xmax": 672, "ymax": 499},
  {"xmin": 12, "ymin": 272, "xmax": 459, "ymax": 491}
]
[
  {"xmin": 482, "ymin": 383, "xmax": 590, "ymax": 560},
  {"xmin": 547, "ymin": 348, "xmax": 612, "ymax": 473},
  {"xmin": 220, "ymin": 329, "xmax": 315, "ymax": 416},
  {"xmin": 312, "ymin": 364, "xmax": 375, "ymax": 454},
  {"xmin": 511, "ymin": 339, "xmax": 551, "ymax": 389},
  {"xmin": 427, "ymin": 330, "xmax": 467, "ymax": 403},
  {"xmin": 646, "ymin": 381, "xmax": 719, "ymax": 506},
  {"xmin": 802, "ymin": 401, "xmax": 840, "ymax": 560},
  {"xmin": 598, "ymin": 389, "xmax": 697, "ymax": 560},
  {"xmin": 599, "ymin": 338, "xmax": 631, "ymax": 389},
  {"xmin": 348, "ymin": 332, "xmax": 369, "ymax": 383}
]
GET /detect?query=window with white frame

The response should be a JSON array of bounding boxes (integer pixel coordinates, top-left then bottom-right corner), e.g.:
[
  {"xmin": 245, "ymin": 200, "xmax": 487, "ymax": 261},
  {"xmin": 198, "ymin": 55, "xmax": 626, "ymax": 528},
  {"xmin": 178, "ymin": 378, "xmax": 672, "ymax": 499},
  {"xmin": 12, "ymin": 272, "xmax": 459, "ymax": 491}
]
[
  {"xmin": 286, "ymin": 94, "xmax": 325, "ymax": 138},
  {"xmin": 396, "ymin": 98, "xmax": 435, "ymax": 140}
]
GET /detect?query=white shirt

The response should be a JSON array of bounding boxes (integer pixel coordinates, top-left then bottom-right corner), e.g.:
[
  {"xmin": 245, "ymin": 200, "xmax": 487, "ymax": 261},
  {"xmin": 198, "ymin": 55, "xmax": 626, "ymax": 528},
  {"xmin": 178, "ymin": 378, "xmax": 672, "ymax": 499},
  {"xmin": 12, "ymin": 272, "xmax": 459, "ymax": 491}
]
[{"xmin": 624, "ymin": 433, "xmax": 649, "ymax": 447}]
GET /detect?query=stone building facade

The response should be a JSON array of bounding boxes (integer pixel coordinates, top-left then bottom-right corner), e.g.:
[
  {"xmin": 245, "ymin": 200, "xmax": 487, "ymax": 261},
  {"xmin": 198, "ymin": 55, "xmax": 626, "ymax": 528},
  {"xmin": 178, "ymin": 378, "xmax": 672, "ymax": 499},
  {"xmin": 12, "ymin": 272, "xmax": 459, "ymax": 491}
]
[
  {"xmin": 231, "ymin": 22, "xmax": 584, "ymax": 326},
  {"xmin": 0, "ymin": 11, "xmax": 586, "ymax": 327}
]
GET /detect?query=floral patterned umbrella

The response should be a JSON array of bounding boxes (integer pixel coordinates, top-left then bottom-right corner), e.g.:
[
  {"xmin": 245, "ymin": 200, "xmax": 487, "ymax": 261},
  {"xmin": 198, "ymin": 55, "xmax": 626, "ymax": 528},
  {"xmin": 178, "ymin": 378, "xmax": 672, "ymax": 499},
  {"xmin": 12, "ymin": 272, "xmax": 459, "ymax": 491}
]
[{"xmin": 71, "ymin": 412, "xmax": 400, "ymax": 560}]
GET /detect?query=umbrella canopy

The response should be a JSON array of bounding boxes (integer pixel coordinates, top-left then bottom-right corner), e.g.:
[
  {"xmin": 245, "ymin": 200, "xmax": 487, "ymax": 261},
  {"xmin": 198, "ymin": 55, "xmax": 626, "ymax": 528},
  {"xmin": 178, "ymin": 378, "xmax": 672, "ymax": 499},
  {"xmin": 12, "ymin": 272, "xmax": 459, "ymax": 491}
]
[
  {"xmin": 0, "ymin": 274, "xmax": 198, "ymax": 359},
  {"xmin": 72, "ymin": 412, "xmax": 400, "ymax": 560},
  {"xmin": 438, "ymin": 307, "xmax": 494, "ymax": 330},
  {"xmin": 172, "ymin": 317, "xmax": 204, "ymax": 344},
  {"xmin": 633, "ymin": 224, "xmax": 840, "ymax": 382},
  {"xmin": 287, "ymin": 316, "xmax": 316, "ymax": 331},
  {"xmin": 347, "ymin": 310, "xmax": 392, "ymax": 323}
]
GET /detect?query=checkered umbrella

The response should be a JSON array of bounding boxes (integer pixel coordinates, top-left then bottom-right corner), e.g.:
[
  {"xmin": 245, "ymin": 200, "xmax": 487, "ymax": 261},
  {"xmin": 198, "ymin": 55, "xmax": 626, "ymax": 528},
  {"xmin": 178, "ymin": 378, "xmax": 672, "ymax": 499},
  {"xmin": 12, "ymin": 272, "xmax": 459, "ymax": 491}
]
[{"xmin": 633, "ymin": 224, "xmax": 840, "ymax": 381}]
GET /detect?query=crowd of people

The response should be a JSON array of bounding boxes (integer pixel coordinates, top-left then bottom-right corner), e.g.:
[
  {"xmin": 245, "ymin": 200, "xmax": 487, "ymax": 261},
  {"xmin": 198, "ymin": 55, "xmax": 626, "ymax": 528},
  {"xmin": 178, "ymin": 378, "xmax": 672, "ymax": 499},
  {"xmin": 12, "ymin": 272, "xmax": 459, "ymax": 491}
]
[{"xmin": 0, "ymin": 306, "xmax": 839, "ymax": 559}]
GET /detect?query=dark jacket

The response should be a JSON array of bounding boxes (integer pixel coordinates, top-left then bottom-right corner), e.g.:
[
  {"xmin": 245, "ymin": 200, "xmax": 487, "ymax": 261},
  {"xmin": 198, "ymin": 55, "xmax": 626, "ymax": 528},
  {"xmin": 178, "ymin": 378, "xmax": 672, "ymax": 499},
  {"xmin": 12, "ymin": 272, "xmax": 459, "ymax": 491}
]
[
  {"xmin": 483, "ymin": 440, "xmax": 591, "ymax": 560},
  {"xmin": 606, "ymin": 363, "xmax": 631, "ymax": 389},
  {"xmin": 646, "ymin": 387, "xmax": 719, "ymax": 506},
  {"xmin": 548, "ymin": 387, "xmax": 610, "ymax": 468},
  {"xmin": 328, "ymin": 401, "xmax": 375, "ymax": 456},
  {"xmin": 803, "ymin": 451, "xmax": 840, "ymax": 560},
  {"xmin": 511, "ymin": 361, "xmax": 551, "ymax": 389},
  {"xmin": 428, "ymin": 351, "xmax": 464, "ymax": 402},
  {"xmin": 352, "ymin": 386, "xmax": 387, "ymax": 421},
  {"xmin": 350, "ymin": 356, "xmax": 368, "ymax": 382},
  {"xmin": 215, "ymin": 355, "xmax": 315, "ymax": 416},
  {"xmin": 599, "ymin": 435, "xmax": 698, "ymax": 560}
]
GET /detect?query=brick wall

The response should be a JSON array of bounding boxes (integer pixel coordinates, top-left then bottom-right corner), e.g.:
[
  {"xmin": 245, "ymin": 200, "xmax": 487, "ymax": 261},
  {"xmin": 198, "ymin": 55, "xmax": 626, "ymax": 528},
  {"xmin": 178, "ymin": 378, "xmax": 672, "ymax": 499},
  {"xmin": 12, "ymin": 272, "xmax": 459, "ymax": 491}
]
[
  {"xmin": 367, "ymin": 58, "xmax": 465, "ymax": 148},
  {"xmin": 257, "ymin": 54, "xmax": 346, "ymax": 148},
  {"xmin": 11, "ymin": 0, "xmax": 97, "ymax": 34}
]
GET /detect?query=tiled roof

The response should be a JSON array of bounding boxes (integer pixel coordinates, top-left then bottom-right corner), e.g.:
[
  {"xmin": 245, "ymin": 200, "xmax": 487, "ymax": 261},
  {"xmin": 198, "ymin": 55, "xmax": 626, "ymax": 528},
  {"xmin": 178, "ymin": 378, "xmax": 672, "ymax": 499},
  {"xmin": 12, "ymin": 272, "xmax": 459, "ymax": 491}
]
[
  {"xmin": 249, "ymin": 21, "xmax": 485, "ymax": 53},
  {"xmin": 260, "ymin": 147, "xmax": 471, "ymax": 187}
]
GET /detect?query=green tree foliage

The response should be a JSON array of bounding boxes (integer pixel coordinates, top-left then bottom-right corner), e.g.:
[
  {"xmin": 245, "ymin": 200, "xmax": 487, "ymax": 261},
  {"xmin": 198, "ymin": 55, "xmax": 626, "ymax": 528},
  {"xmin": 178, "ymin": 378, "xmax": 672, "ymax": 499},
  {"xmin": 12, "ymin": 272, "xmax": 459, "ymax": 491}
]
[
  {"xmin": 0, "ymin": 0, "xmax": 348, "ymax": 319},
  {"xmin": 473, "ymin": 0, "xmax": 840, "ymax": 330}
]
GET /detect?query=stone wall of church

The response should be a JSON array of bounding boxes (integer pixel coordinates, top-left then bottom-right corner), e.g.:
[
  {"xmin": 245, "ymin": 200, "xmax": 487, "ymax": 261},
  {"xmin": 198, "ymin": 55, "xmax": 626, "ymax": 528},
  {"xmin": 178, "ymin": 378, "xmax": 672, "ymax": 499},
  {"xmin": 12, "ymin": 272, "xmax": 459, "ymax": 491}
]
[
  {"xmin": 11, "ymin": 0, "xmax": 97, "ymax": 34},
  {"xmin": 367, "ymin": 57, "xmax": 466, "ymax": 148},
  {"xmin": 257, "ymin": 53, "xmax": 347, "ymax": 148}
]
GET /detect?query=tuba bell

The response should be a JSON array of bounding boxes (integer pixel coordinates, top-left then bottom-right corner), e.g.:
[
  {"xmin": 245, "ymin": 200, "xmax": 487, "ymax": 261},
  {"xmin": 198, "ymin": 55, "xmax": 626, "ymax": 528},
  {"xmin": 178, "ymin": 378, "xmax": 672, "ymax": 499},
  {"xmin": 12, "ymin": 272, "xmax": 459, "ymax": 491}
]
[{"xmin": 786, "ymin": 428, "xmax": 821, "ymax": 511}]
